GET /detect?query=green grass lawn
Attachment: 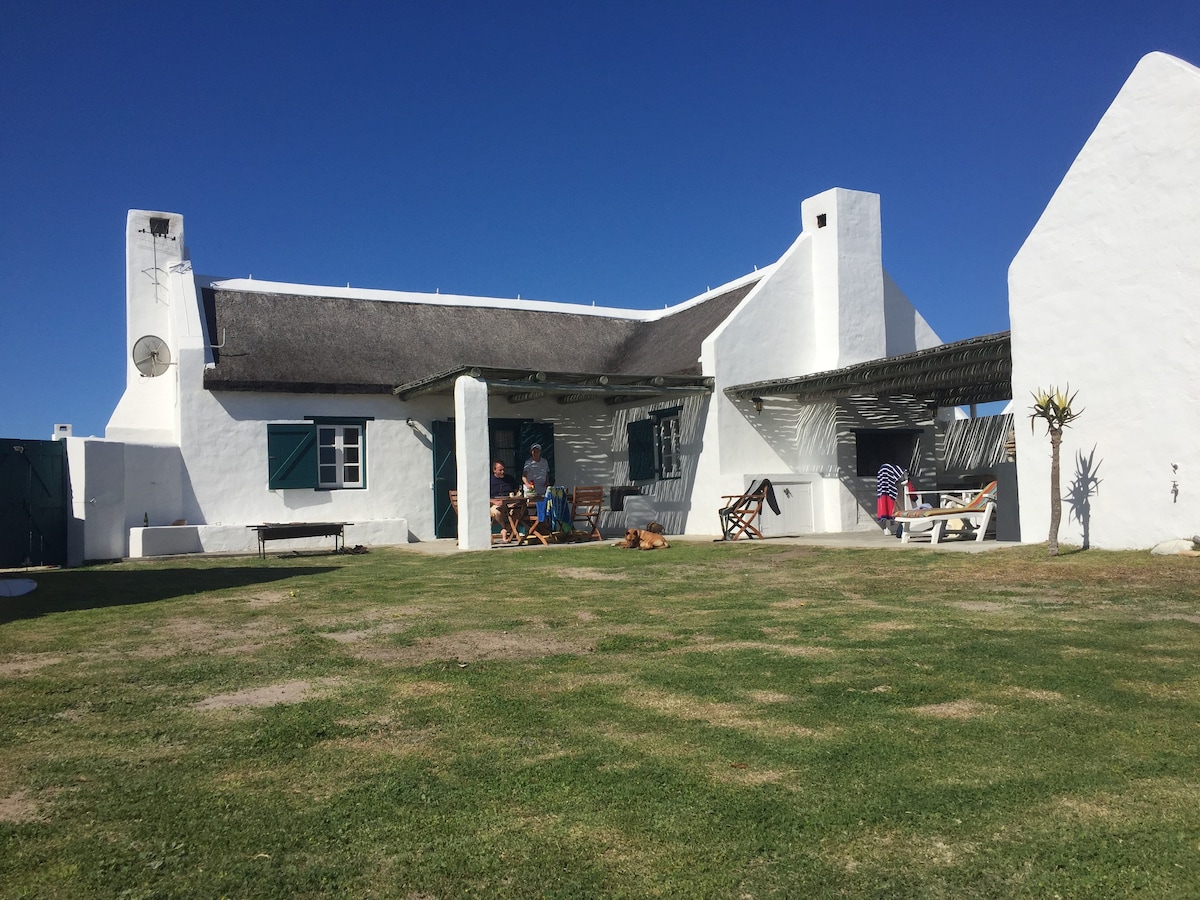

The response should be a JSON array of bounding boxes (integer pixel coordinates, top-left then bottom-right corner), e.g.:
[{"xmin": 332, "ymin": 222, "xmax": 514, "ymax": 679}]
[{"xmin": 2, "ymin": 542, "xmax": 1199, "ymax": 898}]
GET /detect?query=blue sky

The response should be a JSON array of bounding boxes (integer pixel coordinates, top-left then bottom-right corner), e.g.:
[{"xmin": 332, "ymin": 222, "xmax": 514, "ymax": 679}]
[{"xmin": 4, "ymin": 1, "xmax": 1199, "ymax": 439}]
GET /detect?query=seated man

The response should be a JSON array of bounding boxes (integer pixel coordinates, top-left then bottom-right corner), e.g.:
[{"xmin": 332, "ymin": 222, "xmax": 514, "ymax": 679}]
[{"xmin": 489, "ymin": 460, "xmax": 526, "ymax": 542}]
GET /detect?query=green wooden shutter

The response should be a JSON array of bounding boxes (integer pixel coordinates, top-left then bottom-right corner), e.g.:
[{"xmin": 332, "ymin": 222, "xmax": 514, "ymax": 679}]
[
  {"xmin": 432, "ymin": 419, "xmax": 457, "ymax": 539},
  {"xmin": 267, "ymin": 424, "xmax": 318, "ymax": 489},
  {"xmin": 627, "ymin": 419, "xmax": 655, "ymax": 481}
]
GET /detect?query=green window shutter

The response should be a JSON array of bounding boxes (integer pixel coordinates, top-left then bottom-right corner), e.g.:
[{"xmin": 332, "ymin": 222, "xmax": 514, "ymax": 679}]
[
  {"xmin": 627, "ymin": 419, "xmax": 655, "ymax": 481},
  {"xmin": 267, "ymin": 424, "xmax": 318, "ymax": 489}
]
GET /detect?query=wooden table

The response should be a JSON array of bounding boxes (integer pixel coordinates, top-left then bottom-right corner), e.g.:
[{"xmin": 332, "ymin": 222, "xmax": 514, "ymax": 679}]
[
  {"xmin": 249, "ymin": 522, "xmax": 351, "ymax": 557},
  {"xmin": 490, "ymin": 497, "xmax": 529, "ymax": 543}
]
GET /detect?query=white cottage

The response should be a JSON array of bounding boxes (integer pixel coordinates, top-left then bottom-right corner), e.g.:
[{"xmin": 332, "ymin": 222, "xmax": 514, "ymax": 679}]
[
  {"xmin": 59, "ymin": 51, "xmax": 1200, "ymax": 562},
  {"xmin": 64, "ymin": 186, "xmax": 961, "ymax": 561},
  {"xmin": 1010, "ymin": 52, "xmax": 1200, "ymax": 550}
]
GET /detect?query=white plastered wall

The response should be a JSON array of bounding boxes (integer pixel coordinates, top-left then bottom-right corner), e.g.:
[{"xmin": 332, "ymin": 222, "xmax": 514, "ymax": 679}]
[
  {"xmin": 687, "ymin": 188, "xmax": 939, "ymax": 534},
  {"xmin": 75, "ymin": 211, "xmax": 418, "ymax": 559},
  {"xmin": 1010, "ymin": 52, "xmax": 1200, "ymax": 549}
]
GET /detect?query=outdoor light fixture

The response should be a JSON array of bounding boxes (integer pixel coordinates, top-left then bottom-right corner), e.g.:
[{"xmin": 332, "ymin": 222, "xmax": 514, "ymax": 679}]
[
  {"xmin": 148, "ymin": 217, "xmax": 171, "ymax": 237},
  {"xmin": 752, "ymin": 397, "xmax": 764, "ymax": 413}
]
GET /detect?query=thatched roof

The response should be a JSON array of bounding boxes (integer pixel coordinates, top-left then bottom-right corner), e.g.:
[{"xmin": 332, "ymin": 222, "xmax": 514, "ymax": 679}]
[{"xmin": 201, "ymin": 280, "xmax": 756, "ymax": 395}]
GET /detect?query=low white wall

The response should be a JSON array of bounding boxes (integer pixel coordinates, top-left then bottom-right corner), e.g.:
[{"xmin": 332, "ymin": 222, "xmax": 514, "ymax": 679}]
[{"xmin": 129, "ymin": 519, "xmax": 409, "ymax": 558}]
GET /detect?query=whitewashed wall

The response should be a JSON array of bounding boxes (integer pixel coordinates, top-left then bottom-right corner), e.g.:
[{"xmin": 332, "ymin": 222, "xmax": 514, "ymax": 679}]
[
  {"xmin": 78, "ymin": 185, "xmax": 944, "ymax": 558},
  {"xmin": 1010, "ymin": 52, "xmax": 1200, "ymax": 549},
  {"xmin": 688, "ymin": 188, "xmax": 941, "ymax": 535}
]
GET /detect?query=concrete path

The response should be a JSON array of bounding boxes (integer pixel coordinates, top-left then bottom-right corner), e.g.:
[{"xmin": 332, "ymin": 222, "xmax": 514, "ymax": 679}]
[{"xmin": 401, "ymin": 530, "xmax": 1020, "ymax": 555}]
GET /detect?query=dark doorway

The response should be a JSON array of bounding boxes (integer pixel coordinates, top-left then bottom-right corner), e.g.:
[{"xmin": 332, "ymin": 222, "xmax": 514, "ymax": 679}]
[{"xmin": 853, "ymin": 428, "xmax": 921, "ymax": 477}]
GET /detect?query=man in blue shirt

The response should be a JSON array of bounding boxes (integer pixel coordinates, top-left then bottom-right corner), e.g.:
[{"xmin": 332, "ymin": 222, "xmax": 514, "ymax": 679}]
[{"xmin": 489, "ymin": 460, "xmax": 525, "ymax": 542}]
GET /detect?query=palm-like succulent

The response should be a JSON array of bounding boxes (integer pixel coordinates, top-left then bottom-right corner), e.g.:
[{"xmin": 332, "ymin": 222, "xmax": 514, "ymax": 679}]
[
  {"xmin": 1030, "ymin": 386, "xmax": 1083, "ymax": 434},
  {"xmin": 1029, "ymin": 386, "xmax": 1083, "ymax": 556}
]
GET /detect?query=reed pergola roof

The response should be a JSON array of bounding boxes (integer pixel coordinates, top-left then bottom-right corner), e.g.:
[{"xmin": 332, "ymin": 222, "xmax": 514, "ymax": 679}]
[{"xmin": 726, "ymin": 331, "xmax": 1012, "ymax": 408}]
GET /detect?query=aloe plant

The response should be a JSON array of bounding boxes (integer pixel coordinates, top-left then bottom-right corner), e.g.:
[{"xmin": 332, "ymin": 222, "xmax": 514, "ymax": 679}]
[{"xmin": 1030, "ymin": 386, "xmax": 1083, "ymax": 556}]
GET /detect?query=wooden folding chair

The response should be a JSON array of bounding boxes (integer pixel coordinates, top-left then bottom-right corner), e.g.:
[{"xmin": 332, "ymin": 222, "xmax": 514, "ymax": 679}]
[
  {"xmin": 449, "ymin": 489, "xmax": 517, "ymax": 545},
  {"xmin": 718, "ymin": 481, "xmax": 768, "ymax": 541},
  {"xmin": 570, "ymin": 486, "xmax": 604, "ymax": 541}
]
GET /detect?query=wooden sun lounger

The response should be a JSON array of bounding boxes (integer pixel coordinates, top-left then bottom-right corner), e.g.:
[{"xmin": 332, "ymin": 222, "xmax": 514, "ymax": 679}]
[{"xmin": 896, "ymin": 482, "xmax": 997, "ymax": 545}]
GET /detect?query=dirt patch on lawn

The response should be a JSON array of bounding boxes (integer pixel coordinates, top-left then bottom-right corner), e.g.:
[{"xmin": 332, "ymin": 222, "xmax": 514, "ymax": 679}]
[
  {"xmin": 131, "ymin": 617, "xmax": 289, "ymax": 659},
  {"xmin": 555, "ymin": 567, "xmax": 627, "ymax": 581},
  {"xmin": 622, "ymin": 687, "xmax": 820, "ymax": 739},
  {"xmin": 1001, "ymin": 686, "xmax": 1064, "ymax": 702},
  {"xmin": 711, "ymin": 763, "xmax": 789, "ymax": 785},
  {"xmin": 0, "ymin": 654, "xmax": 64, "ymax": 677},
  {"xmin": 354, "ymin": 629, "xmax": 595, "ymax": 665},
  {"xmin": 323, "ymin": 622, "xmax": 410, "ymax": 643},
  {"xmin": 0, "ymin": 789, "xmax": 45, "ymax": 824},
  {"xmin": 953, "ymin": 601, "xmax": 1008, "ymax": 613},
  {"xmin": 669, "ymin": 639, "xmax": 835, "ymax": 658},
  {"xmin": 245, "ymin": 590, "xmax": 294, "ymax": 608},
  {"xmin": 910, "ymin": 699, "xmax": 997, "ymax": 719},
  {"xmin": 195, "ymin": 677, "xmax": 343, "ymax": 710}
]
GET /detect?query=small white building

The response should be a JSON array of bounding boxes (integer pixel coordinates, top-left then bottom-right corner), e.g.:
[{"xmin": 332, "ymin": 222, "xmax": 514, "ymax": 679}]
[
  {"xmin": 1010, "ymin": 51, "xmax": 1200, "ymax": 550},
  {"xmin": 65, "ymin": 187, "xmax": 961, "ymax": 561}
]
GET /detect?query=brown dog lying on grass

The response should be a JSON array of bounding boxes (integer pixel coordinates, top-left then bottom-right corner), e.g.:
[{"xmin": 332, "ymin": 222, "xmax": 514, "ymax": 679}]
[{"xmin": 614, "ymin": 527, "xmax": 670, "ymax": 550}]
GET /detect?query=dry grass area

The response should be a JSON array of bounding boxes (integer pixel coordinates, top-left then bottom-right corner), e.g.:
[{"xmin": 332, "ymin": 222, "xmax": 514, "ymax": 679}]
[{"xmin": 1, "ymin": 542, "xmax": 1199, "ymax": 897}]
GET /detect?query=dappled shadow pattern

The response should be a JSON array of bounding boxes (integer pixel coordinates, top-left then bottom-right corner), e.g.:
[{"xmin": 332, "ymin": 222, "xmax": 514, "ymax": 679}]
[{"xmin": 0, "ymin": 565, "xmax": 338, "ymax": 624}]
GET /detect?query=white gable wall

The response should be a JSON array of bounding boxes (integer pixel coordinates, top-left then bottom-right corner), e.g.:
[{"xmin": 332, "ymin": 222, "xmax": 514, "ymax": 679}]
[
  {"xmin": 1010, "ymin": 52, "xmax": 1200, "ymax": 549},
  {"xmin": 688, "ymin": 188, "xmax": 936, "ymax": 534}
]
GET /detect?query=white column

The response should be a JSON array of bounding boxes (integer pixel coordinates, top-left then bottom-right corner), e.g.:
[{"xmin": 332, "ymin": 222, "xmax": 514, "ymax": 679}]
[{"xmin": 454, "ymin": 376, "xmax": 492, "ymax": 550}]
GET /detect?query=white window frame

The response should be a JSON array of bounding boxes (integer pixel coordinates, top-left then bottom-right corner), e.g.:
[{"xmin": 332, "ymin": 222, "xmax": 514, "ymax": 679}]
[
  {"xmin": 655, "ymin": 410, "xmax": 682, "ymax": 480},
  {"xmin": 318, "ymin": 423, "xmax": 364, "ymax": 489}
]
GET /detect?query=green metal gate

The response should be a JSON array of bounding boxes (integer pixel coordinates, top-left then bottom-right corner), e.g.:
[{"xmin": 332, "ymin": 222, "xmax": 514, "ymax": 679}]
[{"xmin": 0, "ymin": 438, "xmax": 69, "ymax": 568}]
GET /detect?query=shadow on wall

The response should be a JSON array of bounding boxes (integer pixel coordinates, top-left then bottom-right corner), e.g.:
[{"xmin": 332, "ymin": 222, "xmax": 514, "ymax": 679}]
[
  {"xmin": 1067, "ymin": 446, "xmax": 1103, "ymax": 550},
  {"xmin": 602, "ymin": 394, "xmax": 710, "ymax": 535},
  {"xmin": 740, "ymin": 395, "xmax": 840, "ymax": 475},
  {"xmin": 0, "ymin": 565, "xmax": 339, "ymax": 624}
]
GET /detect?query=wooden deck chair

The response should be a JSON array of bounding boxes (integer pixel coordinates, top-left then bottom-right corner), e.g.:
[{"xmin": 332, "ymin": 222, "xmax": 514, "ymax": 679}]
[
  {"xmin": 718, "ymin": 480, "xmax": 768, "ymax": 541},
  {"xmin": 896, "ymin": 481, "xmax": 997, "ymax": 545},
  {"xmin": 570, "ymin": 486, "xmax": 604, "ymax": 541}
]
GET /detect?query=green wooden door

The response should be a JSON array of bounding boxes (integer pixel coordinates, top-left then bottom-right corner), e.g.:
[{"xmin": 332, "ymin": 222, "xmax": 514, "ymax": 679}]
[{"xmin": 0, "ymin": 439, "xmax": 68, "ymax": 567}]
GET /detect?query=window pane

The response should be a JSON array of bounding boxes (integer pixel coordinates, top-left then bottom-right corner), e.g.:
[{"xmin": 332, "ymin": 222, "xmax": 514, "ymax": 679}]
[
  {"xmin": 343, "ymin": 427, "xmax": 360, "ymax": 446},
  {"xmin": 318, "ymin": 427, "xmax": 335, "ymax": 446},
  {"xmin": 319, "ymin": 447, "xmax": 336, "ymax": 465},
  {"xmin": 319, "ymin": 465, "xmax": 337, "ymax": 484},
  {"xmin": 343, "ymin": 465, "xmax": 360, "ymax": 483},
  {"xmin": 344, "ymin": 447, "xmax": 359, "ymax": 465}
]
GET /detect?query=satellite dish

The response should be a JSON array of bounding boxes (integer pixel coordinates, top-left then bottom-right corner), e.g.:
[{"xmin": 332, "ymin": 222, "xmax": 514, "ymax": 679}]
[{"xmin": 132, "ymin": 335, "xmax": 172, "ymax": 377}]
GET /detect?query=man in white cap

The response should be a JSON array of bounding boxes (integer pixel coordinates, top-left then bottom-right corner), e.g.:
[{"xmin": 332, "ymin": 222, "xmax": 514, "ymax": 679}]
[{"xmin": 522, "ymin": 443, "xmax": 550, "ymax": 496}]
